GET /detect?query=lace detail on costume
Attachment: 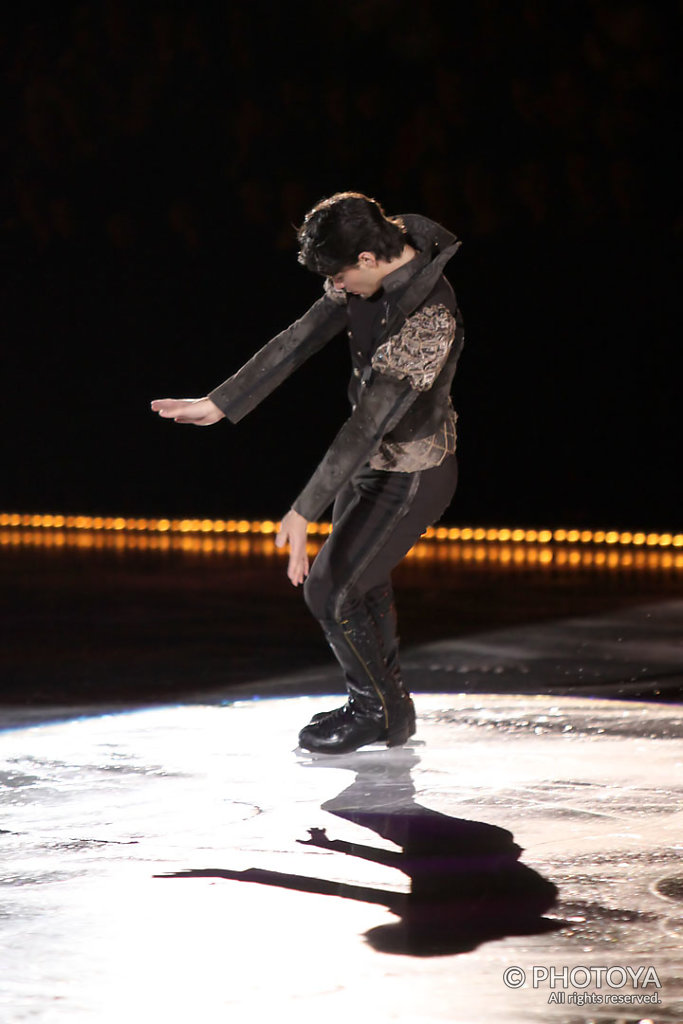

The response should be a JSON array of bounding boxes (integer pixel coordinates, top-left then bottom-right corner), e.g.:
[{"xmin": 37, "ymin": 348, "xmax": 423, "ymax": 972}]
[
  {"xmin": 323, "ymin": 277, "xmax": 348, "ymax": 305},
  {"xmin": 371, "ymin": 304, "xmax": 455, "ymax": 391},
  {"xmin": 369, "ymin": 406, "xmax": 458, "ymax": 472}
]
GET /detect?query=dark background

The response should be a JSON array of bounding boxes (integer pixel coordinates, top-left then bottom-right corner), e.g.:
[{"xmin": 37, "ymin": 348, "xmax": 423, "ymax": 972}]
[{"xmin": 3, "ymin": 0, "xmax": 680, "ymax": 530}]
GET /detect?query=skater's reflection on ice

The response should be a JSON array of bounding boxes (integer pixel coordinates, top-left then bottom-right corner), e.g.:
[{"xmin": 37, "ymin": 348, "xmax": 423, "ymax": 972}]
[{"xmin": 157, "ymin": 750, "xmax": 560, "ymax": 956}]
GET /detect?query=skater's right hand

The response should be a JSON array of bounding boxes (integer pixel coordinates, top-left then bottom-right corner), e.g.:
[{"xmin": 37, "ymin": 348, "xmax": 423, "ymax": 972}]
[{"xmin": 150, "ymin": 397, "xmax": 225, "ymax": 425}]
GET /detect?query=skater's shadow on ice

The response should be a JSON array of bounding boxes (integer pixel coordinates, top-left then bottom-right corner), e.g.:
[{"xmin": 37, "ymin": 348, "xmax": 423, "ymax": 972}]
[{"xmin": 156, "ymin": 750, "xmax": 560, "ymax": 956}]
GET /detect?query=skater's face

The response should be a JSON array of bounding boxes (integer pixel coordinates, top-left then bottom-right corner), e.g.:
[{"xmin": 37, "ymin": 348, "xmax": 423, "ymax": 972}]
[{"xmin": 329, "ymin": 252, "xmax": 384, "ymax": 299}]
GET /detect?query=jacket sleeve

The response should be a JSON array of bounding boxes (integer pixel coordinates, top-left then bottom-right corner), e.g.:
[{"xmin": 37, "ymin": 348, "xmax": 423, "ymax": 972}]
[
  {"xmin": 291, "ymin": 304, "xmax": 456, "ymax": 522},
  {"xmin": 208, "ymin": 295, "xmax": 347, "ymax": 423}
]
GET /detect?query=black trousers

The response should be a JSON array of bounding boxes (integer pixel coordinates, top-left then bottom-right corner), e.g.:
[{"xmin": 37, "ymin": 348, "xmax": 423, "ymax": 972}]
[{"xmin": 303, "ymin": 455, "xmax": 458, "ymax": 698}]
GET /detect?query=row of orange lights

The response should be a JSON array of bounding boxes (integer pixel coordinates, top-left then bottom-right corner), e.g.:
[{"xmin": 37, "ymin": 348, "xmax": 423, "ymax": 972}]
[
  {"xmin": 1, "ymin": 513, "xmax": 681, "ymax": 549},
  {"xmin": 2, "ymin": 528, "xmax": 682, "ymax": 570}
]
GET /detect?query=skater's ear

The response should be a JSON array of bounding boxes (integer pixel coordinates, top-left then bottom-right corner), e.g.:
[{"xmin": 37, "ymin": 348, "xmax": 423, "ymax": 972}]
[{"xmin": 357, "ymin": 251, "xmax": 379, "ymax": 267}]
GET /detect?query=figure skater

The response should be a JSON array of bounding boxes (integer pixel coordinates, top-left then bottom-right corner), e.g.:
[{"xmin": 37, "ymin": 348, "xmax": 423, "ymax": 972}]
[{"xmin": 151, "ymin": 192, "xmax": 464, "ymax": 754}]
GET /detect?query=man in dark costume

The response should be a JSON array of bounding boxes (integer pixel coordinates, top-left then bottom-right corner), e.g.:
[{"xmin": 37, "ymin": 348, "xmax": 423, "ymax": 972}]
[{"xmin": 152, "ymin": 192, "xmax": 464, "ymax": 755}]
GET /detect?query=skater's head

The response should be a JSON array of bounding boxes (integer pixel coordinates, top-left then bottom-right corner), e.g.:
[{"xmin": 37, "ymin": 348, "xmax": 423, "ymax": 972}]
[{"xmin": 297, "ymin": 192, "xmax": 406, "ymax": 278}]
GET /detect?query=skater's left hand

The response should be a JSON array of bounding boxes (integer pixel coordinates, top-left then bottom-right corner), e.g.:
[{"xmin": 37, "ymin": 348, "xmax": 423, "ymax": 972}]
[{"xmin": 276, "ymin": 509, "xmax": 309, "ymax": 586}]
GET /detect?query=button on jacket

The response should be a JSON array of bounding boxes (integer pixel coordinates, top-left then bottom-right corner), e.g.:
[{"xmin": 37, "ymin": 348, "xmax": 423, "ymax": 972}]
[{"xmin": 208, "ymin": 214, "xmax": 465, "ymax": 522}]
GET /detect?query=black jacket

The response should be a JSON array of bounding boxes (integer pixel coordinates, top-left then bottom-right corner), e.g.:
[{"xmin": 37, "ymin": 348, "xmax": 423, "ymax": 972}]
[{"xmin": 209, "ymin": 214, "xmax": 464, "ymax": 521}]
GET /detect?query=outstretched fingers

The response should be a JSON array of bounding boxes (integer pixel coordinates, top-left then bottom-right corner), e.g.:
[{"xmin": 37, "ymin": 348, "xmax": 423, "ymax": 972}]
[{"xmin": 150, "ymin": 397, "xmax": 225, "ymax": 425}]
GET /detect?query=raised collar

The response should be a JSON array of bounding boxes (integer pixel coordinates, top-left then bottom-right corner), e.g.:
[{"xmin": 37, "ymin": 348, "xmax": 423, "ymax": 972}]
[
  {"xmin": 381, "ymin": 214, "xmax": 460, "ymax": 296},
  {"xmin": 381, "ymin": 248, "xmax": 430, "ymax": 295}
]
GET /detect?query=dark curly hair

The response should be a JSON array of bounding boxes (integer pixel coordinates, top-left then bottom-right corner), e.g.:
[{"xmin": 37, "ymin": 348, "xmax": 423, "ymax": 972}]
[{"xmin": 297, "ymin": 192, "xmax": 406, "ymax": 276}]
